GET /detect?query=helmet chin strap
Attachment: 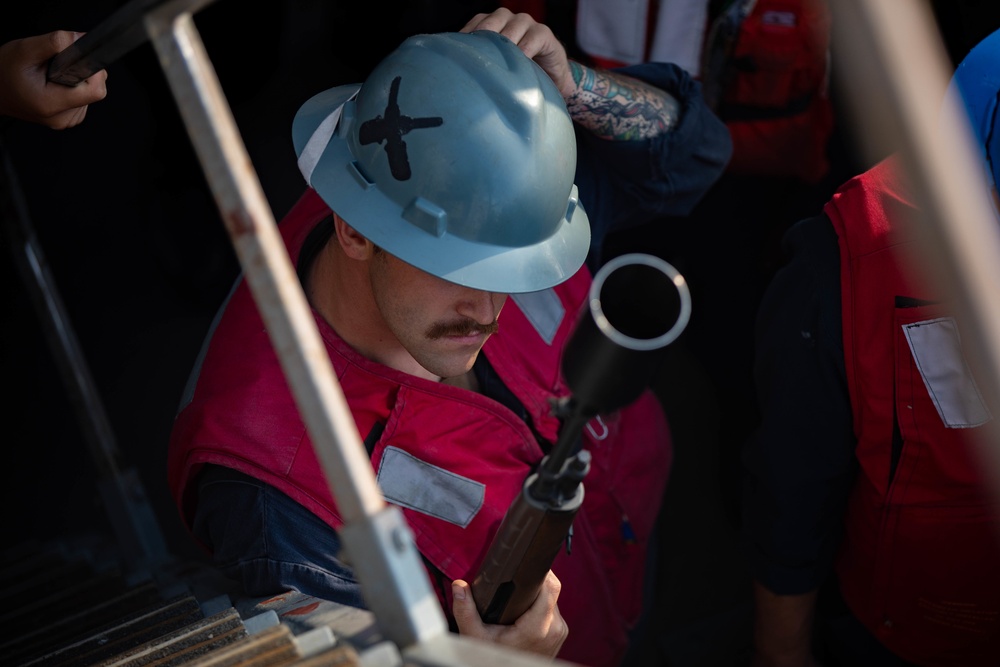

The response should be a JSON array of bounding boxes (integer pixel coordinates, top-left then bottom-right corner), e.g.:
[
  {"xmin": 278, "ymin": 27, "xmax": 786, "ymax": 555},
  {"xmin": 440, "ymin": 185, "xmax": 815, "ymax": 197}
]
[{"xmin": 297, "ymin": 90, "xmax": 359, "ymax": 185}]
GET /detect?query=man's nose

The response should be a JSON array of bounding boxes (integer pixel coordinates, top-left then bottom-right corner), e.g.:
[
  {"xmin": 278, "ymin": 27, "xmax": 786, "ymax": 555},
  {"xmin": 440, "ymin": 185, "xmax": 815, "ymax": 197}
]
[{"xmin": 456, "ymin": 289, "xmax": 501, "ymax": 326}]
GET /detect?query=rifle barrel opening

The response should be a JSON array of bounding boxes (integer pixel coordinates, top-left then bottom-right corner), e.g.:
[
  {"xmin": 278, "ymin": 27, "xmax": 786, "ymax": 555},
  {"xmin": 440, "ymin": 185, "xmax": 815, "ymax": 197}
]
[{"xmin": 590, "ymin": 253, "xmax": 691, "ymax": 351}]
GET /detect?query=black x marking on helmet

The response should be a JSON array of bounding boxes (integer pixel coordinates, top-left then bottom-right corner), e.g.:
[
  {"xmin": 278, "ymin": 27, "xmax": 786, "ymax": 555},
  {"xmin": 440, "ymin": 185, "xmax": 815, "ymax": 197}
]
[{"xmin": 358, "ymin": 76, "xmax": 443, "ymax": 181}]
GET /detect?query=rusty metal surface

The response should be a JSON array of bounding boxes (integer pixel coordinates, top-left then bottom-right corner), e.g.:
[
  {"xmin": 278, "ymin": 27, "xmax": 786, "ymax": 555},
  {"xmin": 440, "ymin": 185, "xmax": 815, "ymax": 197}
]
[
  {"xmin": 0, "ymin": 569, "xmax": 134, "ymax": 643},
  {"xmin": 28, "ymin": 595, "xmax": 205, "ymax": 667},
  {"xmin": 7, "ymin": 584, "xmax": 167, "ymax": 665},
  {"xmin": 290, "ymin": 644, "xmax": 362, "ymax": 667},
  {"xmin": 181, "ymin": 624, "xmax": 299, "ymax": 667},
  {"xmin": 96, "ymin": 607, "xmax": 248, "ymax": 667}
]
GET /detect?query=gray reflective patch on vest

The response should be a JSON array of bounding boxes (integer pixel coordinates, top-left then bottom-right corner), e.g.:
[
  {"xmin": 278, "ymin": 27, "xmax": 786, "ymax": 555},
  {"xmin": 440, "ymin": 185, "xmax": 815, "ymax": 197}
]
[
  {"xmin": 511, "ymin": 289, "xmax": 565, "ymax": 345},
  {"xmin": 376, "ymin": 446, "xmax": 485, "ymax": 527},
  {"xmin": 903, "ymin": 317, "xmax": 992, "ymax": 428}
]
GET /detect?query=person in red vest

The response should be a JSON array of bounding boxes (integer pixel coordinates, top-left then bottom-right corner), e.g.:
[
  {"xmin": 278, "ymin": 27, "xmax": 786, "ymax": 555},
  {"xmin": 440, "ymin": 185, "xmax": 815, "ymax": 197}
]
[
  {"xmin": 742, "ymin": 27, "xmax": 1000, "ymax": 667},
  {"xmin": 0, "ymin": 30, "xmax": 107, "ymax": 129},
  {"xmin": 501, "ymin": 0, "xmax": 835, "ymax": 185},
  {"xmin": 167, "ymin": 8, "xmax": 731, "ymax": 666}
]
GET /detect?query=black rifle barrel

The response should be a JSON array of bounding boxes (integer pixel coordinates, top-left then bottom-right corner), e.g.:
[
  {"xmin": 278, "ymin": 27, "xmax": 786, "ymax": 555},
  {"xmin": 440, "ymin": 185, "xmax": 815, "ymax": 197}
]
[
  {"xmin": 541, "ymin": 252, "xmax": 691, "ymax": 481},
  {"xmin": 472, "ymin": 253, "xmax": 690, "ymax": 623}
]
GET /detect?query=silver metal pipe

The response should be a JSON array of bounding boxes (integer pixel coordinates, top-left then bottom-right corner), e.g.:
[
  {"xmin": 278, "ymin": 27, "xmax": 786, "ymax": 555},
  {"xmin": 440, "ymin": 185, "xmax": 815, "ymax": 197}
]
[{"xmin": 142, "ymin": 2, "xmax": 446, "ymax": 647}]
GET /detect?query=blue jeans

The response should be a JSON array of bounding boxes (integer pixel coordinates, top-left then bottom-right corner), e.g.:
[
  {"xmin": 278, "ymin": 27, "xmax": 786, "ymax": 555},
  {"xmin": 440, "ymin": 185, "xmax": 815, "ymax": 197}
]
[{"xmin": 193, "ymin": 464, "xmax": 367, "ymax": 608}]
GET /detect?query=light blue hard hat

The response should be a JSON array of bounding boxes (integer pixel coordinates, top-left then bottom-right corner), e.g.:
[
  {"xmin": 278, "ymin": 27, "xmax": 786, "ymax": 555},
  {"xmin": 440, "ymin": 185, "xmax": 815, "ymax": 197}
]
[
  {"xmin": 292, "ymin": 30, "xmax": 590, "ymax": 294},
  {"xmin": 948, "ymin": 27, "xmax": 1000, "ymax": 192}
]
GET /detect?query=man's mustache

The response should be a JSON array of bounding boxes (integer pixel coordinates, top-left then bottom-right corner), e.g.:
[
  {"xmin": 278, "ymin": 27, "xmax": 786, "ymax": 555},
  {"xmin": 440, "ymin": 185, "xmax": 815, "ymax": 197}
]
[{"xmin": 426, "ymin": 319, "xmax": 499, "ymax": 339}]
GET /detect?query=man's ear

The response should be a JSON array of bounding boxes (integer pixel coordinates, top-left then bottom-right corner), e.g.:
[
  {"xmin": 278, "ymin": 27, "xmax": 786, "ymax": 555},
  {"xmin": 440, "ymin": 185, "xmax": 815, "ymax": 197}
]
[{"xmin": 334, "ymin": 213, "xmax": 374, "ymax": 260}]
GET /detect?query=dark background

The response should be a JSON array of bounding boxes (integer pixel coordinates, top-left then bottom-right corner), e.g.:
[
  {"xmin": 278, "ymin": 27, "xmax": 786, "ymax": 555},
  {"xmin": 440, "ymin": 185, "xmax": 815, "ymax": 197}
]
[{"xmin": 2, "ymin": 1, "xmax": 999, "ymax": 665}]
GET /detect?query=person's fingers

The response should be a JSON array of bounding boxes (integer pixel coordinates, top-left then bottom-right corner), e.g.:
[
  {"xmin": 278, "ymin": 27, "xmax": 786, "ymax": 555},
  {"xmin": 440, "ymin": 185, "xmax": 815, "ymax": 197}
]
[
  {"xmin": 456, "ymin": 9, "xmax": 570, "ymax": 94},
  {"xmin": 44, "ymin": 30, "xmax": 83, "ymax": 57},
  {"xmin": 460, "ymin": 10, "xmax": 538, "ymax": 55},
  {"xmin": 44, "ymin": 30, "xmax": 108, "ymax": 125},
  {"xmin": 50, "ymin": 105, "xmax": 88, "ymax": 130},
  {"xmin": 39, "ymin": 72, "xmax": 107, "ymax": 128},
  {"xmin": 492, "ymin": 14, "xmax": 535, "ymax": 51},
  {"xmin": 0, "ymin": 30, "xmax": 108, "ymax": 128},
  {"xmin": 451, "ymin": 580, "xmax": 493, "ymax": 641},
  {"xmin": 451, "ymin": 574, "xmax": 568, "ymax": 658},
  {"xmin": 71, "ymin": 69, "xmax": 109, "ymax": 105},
  {"xmin": 459, "ymin": 7, "xmax": 516, "ymax": 34},
  {"xmin": 46, "ymin": 30, "xmax": 108, "ymax": 104},
  {"xmin": 509, "ymin": 23, "xmax": 554, "ymax": 60},
  {"xmin": 459, "ymin": 13, "xmax": 488, "ymax": 33},
  {"xmin": 514, "ymin": 570, "xmax": 568, "ymax": 650}
]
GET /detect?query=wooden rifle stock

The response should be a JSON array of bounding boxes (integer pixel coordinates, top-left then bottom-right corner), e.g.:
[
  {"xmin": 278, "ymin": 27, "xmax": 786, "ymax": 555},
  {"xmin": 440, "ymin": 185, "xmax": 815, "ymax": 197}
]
[
  {"xmin": 470, "ymin": 254, "xmax": 691, "ymax": 625},
  {"xmin": 471, "ymin": 448, "xmax": 589, "ymax": 624}
]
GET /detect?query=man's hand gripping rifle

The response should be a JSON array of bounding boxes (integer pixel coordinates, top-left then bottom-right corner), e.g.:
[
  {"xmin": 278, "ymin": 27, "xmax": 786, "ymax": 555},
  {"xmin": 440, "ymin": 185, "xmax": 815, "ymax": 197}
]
[{"xmin": 471, "ymin": 253, "xmax": 692, "ymax": 624}]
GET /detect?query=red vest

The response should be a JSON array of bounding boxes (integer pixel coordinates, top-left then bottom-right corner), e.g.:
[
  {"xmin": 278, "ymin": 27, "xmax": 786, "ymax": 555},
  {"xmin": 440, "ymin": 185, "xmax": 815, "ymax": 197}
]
[
  {"xmin": 167, "ymin": 189, "xmax": 673, "ymax": 667},
  {"xmin": 826, "ymin": 157, "xmax": 1000, "ymax": 665},
  {"xmin": 710, "ymin": 0, "xmax": 833, "ymax": 183}
]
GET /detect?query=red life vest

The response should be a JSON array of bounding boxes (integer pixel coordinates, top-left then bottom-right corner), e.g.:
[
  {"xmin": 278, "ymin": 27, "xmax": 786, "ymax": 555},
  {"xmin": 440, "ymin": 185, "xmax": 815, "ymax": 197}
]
[
  {"xmin": 826, "ymin": 156, "xmax": 1000, "ymax": 665},
  {"xmin": 167, "ymin": 188, "xmax": 673, "ymax": 667},
  {"xmin": 706, "ymin": 0, "xmax": 834, "ymax": 183}
]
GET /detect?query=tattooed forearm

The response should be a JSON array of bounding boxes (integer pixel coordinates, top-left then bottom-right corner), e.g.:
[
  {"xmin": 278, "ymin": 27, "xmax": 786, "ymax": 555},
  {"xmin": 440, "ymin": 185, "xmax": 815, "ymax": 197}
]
[{"xmin": 565, "ymin": 61, "xmax": 680, "ymax": 140}]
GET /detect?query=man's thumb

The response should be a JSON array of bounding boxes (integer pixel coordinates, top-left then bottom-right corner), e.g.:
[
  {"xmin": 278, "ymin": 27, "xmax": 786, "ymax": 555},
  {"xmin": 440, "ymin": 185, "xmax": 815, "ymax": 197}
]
[{"xmin": 450, "ymin": 580, "xmax": 484, "ymax": 632}]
